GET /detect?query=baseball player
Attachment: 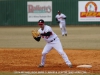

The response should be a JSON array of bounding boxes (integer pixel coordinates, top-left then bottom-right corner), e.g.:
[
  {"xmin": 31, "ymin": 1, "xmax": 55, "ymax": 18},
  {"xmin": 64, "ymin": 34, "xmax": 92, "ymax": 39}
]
[
  {"xmin": 33, "ymin": 19, "xmax": 72, "ymax": 68},
  {"xmin": 55, "ymin": 11, "xmax": 67, "ymax": 36}
]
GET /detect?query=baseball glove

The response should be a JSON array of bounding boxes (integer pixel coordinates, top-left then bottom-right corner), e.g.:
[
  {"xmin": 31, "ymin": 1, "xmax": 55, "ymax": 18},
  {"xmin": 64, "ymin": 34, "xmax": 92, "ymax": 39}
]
[{"xmin": 31, "ymin": 30, "xmax": 40, "ymax": 38}]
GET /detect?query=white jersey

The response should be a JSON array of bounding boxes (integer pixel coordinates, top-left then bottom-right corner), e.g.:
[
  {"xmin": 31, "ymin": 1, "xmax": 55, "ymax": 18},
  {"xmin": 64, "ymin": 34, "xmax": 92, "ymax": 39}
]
[
  {"xmin": 38, "ymin": 25, "xmax": 57, "ymax": 43},
  {"xmin": 55, "ymin": 13, "xmax": 66, "ymax": 23}
]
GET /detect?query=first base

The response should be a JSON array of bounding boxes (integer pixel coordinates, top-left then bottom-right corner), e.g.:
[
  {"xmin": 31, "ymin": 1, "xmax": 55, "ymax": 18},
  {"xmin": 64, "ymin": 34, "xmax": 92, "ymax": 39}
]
[{"xmin": 77, "ymin": 65, "xmax": 92, "ymax": 68}]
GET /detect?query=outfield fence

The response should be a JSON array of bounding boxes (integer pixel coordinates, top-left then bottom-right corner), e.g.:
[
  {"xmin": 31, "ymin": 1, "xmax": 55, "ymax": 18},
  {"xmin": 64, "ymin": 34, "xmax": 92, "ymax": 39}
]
[{"xmin": 0, "ymin": 0, "xmax": 100, "ymax": 26}]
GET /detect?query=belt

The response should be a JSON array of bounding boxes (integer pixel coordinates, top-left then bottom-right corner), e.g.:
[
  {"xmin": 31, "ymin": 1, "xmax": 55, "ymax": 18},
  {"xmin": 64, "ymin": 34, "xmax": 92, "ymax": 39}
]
[
  {"xmin": 49, "ymin": 37, "xmax": 56, "ymax": 43},
  {"xmin": 50, "ymin": 38, "xmax": 55, "ymax": 42}
]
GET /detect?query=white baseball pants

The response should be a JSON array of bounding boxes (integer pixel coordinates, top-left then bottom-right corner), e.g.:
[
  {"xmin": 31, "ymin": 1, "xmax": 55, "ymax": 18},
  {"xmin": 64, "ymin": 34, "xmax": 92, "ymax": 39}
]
[
  {"xmin": 59, "ymin": 22, "xmax": 67, "ymax": 35},
  {"xmin": 40, "ymin": 37, "xmax": 72, "ymax": 66}
]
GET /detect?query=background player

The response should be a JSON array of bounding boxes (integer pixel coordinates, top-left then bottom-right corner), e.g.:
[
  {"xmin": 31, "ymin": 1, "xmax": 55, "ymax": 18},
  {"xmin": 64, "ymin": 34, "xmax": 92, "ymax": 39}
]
[
  {"xmin": 55, "ymin": 11, "xmax": 67, "ymax": 36},
  {"xmin": 34, "ymin": 19, "xmax": 72, "ymax": 68}
]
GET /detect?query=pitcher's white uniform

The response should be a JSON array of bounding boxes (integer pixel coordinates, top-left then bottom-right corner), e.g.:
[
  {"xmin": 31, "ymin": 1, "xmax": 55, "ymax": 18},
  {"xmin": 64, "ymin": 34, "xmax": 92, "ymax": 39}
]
[
  {"xmin": 55, "ymin": 12, "xmax": 67, "ymax": 36},
  {"xmin": 38, "ymin": 25, "xmax": 72, "ymax": 66}
]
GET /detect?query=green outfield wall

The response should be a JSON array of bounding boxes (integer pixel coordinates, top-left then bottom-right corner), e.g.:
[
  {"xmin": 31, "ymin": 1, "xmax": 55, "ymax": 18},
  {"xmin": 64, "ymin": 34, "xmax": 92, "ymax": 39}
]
[{"xmin": 0, "ymin": 0, "xmax": 100, "ymax": 26}]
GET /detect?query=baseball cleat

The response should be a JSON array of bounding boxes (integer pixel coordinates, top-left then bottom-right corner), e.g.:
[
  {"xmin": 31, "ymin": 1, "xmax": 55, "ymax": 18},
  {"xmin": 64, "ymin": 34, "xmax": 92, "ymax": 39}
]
[
  {"xmin": 62, "ymin": 35, "xmax": 64, "ymax": 36},
  {"xmin": 38, "ymin": 64, "xmax": 44, "ymax": 68},
  {"xmin": 65, "ymin": 34, "xmax": 67, "ymax": 36},
  {"xmin": 68, "ymin": 64, "xmax": 73, "ymax": 68}
]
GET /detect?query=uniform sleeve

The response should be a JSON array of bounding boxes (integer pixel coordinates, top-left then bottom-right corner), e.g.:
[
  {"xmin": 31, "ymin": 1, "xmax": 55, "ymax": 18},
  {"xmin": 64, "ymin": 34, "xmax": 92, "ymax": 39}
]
[
  {"xmin": 46, "ymin": 26, "xmax": 52, "ymax": 32},
  {"xmin": 41, "ymin": 32, "xmax": 52, "ymax": 36},
  {"xmin": 55, "ymin": 15, "xmax": 60, "ymax": 23},
  {"xmin": 55, "ymin": 15, "xmax": 57, "ymax": 18},
  {"xmin": 62, "ymin": 14, "xmax": 66, "ymax": 19},
  {"xmin": 34, "ymin": 36, "xmax": 41, "ymax": 42},
  {"xmin": 41, "ymin": 26, "xmax": 53, "ymax": 36}
]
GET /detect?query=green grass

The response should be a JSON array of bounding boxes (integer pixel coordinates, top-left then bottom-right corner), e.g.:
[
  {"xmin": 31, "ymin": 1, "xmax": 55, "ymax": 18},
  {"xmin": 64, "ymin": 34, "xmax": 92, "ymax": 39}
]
[{"xmin": 0, "ymin": 26, "xmax": 100, "ymax": 49}]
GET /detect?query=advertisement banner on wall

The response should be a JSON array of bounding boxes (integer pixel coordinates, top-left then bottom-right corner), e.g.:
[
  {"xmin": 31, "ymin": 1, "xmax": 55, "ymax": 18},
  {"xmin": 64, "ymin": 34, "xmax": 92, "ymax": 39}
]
[
  {"xmin": 27, "ymin": 1, "xmax": 52, "ymax": 22},
  {"xmin": 78, "ymin": 1, "xmax": 100, "ymax": 22}
]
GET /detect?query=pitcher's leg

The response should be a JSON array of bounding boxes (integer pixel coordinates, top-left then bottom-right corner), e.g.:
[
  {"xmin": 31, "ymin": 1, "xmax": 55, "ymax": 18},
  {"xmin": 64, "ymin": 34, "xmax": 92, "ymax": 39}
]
[
  {"xmin": 40, "ymin": 43, "xmax": 52, "ymax": 66},
  {"xmin": 59, "ymin": 51, "xmax": 72, "ymax": 65},
  {"xmin": 53, "ymin": 40, "xmax": 72, "ymax": 66}
]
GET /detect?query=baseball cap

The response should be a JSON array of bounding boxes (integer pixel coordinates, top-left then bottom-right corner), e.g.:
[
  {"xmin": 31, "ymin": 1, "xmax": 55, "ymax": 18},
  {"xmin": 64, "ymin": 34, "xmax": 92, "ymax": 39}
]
[
  {"xmin": 58, "ymin": 10, "xmax": 60, "ymax": 13},
  {"xmin": 38, "ymin": 19, "xmax": 44, "ymax": 25}
]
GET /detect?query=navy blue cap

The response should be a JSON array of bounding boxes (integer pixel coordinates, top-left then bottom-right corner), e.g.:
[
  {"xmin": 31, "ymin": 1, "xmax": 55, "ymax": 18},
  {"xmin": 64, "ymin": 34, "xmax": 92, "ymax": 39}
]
[
  {"xmin": 58, "ymin": 11, "xmax": 60, "ymax": 13},
  {"xmin": 38, "ymin": 19, "xmax": 44, "ymax": 25}
]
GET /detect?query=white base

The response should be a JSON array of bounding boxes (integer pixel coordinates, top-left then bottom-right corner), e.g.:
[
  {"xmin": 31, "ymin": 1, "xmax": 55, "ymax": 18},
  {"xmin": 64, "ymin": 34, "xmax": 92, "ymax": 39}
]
[{"xmin": 77, "ymin": 65, "xmax": 92, "ymax": 68}]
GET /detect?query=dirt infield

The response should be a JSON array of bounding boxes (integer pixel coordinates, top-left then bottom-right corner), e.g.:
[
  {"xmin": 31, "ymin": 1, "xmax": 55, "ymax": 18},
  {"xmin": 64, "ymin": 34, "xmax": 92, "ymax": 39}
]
[{"xmin": 0, "ymin": 48, "xmax": 100, "ymax": 73}]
